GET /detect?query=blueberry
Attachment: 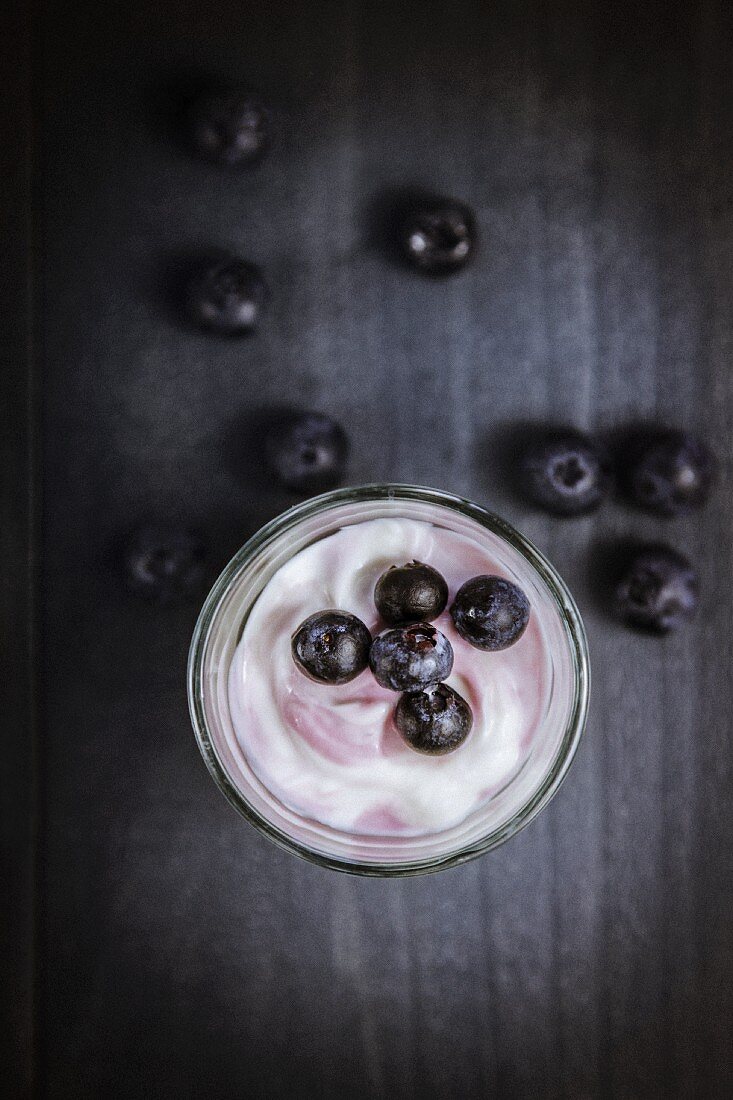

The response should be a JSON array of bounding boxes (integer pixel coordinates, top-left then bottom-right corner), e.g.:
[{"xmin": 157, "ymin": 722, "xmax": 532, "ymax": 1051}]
[
  {"xmin": 628, "ymin": 431, "xmax": 715, "ymax": 516},
  {"xmin": 187, "ymin": 89, "xmax": 270, "ymax": 167},
  {"xmin": 292, "ymin": 610, "xmax": 371, "ymax": 684},
  {"xmin": 615, "ymin": 547, "xmax": 698, "ymax": 633},
  {"xmin": 369, "ymin": 623, "xmax": 453, "ymax": 692},
  {"xmin": 395, "ymin": 684, "xmax": 473, "ymax": 755},
  {"xmin": 401, "ymin": 200, "xmax": 476, "ymax": 275},
  {"xmin": 451, "ymin": 575, "xmax": 530, "ymax": 651},
  {"xmin": 123, "ymin": 525, "xmax": 207, "ymax": 603},
  {"xmin": 186, "ymin": 257, "xmax": 267, "ymax": 334},
  {"xmin": 374, "ymin": 561, "xmax": 448, "ymax": 625},
  {"xmin": 522, "ymin": 432, "xmax": 611, "ymax": 516},
  {"xmin": 265, "ymin": 412, "xmax": 348, "ymax": 494}
]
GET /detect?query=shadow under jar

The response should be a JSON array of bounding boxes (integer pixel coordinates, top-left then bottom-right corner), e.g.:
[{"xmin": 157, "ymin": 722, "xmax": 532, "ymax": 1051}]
[{"xmin": 188, "ymin": 485, "xmax": 589, "ymax": 876}]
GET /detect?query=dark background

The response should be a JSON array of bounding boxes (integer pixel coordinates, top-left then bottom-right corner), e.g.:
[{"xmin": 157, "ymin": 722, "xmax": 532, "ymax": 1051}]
[{"xmin": 2, "ymin": 0, "xmax": 732, "ymax": 1096}]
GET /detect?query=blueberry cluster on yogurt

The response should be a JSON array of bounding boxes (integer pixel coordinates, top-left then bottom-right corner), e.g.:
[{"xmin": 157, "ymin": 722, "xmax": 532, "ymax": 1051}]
[{"xmin": 291, "ymin": 561, "xmax": 530, "ymax": 756}]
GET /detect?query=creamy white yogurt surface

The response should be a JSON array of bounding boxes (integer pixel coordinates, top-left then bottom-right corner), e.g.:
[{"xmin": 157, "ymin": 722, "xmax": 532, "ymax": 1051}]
[{"xmin": 228, "ymin": 517, "xmax": 551, "ymax": 836}]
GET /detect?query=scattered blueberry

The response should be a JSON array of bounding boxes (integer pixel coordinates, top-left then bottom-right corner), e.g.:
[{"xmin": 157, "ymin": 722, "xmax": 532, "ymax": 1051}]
[
  {"xmin": 123, "ymin": 525, "xmax": 207, "ymax": 603},
  {"xmin": 522, "ymin": 431, "xmax": 611, "ymax": 516},
  {"xmin": 369, "ymin": 623, "xmax": 454, "ymax": 692},
  {"xmin": 615, "ymin": 547, "xmax": 698, "ymax": 633},
  {"xmin": 395, "ymin": 684, "xmax": 473, "ymax": 755},
  {"xmin": 187, "ymin": 89, "xmax": 270, "ymax": 166},
  {"xmin": 628, "ymin": 431, "xmax": 715, "ymax": 516},
  {"xmin": 451, "ymin": 575, "xmax": 530, "ymax": 651},
  {"xmin": 186, "ymin": 256, "xmax": 267, "ymax": 334},
  {"xmin": 401, "ymin": 199, "xmax": 476, "ymax": 275},
  {"xmin": 265, "ymin": 412, "xmax": 348, "ymax": 493},
  {"xmin": 374, "ymin": 561, "xmax": 449, "ymax": 625},
  {"xmin": 292, "ymin": 610, "xmax": 371, "ymax": 684}
]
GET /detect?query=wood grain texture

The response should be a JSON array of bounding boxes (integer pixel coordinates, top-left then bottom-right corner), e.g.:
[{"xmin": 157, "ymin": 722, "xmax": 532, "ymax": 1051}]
[{"xmin": 22, "ymin": 0, "xmax": 733, "ymax": 1096}]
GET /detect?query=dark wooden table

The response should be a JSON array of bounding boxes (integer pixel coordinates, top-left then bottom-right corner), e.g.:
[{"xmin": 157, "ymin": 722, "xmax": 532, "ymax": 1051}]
[{"xmin": 3, "ymin": 1, "xmax": 732, "ymax": 1096}]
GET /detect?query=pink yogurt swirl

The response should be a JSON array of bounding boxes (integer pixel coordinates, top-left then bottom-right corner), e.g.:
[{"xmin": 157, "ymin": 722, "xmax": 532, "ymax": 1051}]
[{"xmin": 227, "ymin": 517, "xmax": 551, "ymax": 836}]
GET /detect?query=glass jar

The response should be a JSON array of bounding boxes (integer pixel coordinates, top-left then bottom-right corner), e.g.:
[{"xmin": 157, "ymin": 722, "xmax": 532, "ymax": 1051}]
[{"xmin": 188, "ymin": 485, "xmax": 589, "ymax": 876}]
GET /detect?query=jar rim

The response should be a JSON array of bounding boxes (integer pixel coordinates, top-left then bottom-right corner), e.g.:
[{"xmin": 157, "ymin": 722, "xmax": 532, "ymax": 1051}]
[{"xmin": 187, "ymin": 484, "xmax": 590, "ymax": 877}]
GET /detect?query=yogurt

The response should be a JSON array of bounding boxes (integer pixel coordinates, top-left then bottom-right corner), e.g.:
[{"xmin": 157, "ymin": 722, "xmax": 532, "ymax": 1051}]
[{"xmin": 227, "ymin": 517, "xmax": 552, "ymax": 836}]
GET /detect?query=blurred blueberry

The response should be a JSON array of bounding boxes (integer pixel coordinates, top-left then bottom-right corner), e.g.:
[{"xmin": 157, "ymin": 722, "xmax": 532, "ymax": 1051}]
[
  {"xmin": 628, "ymin": 431, "xmax": 715, "ymax": 516},
  {"xmin": 187, "ymin": 88, "xmax": 270, "ymax": 166},
  {"xmin": 265, "ymin": 412, "xmax": 348, "ymax": 493},
  {"xmin": 522, "ymin": 431, "xmax": 611, "ymax": 516},
  {"xmin": 401, "ymin": 199, "xmax": 476, "ymax": 275},
  {"xmin": 124, "ymin": 525, "xmax": 207, "ymax": 604},
  {"xmin": 186, "ymin": 256, "xmax": 267, "ymax": 334},
  {"xmin": 615, "ymin": 546, "xmax": 698, "ymax": 633}
]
